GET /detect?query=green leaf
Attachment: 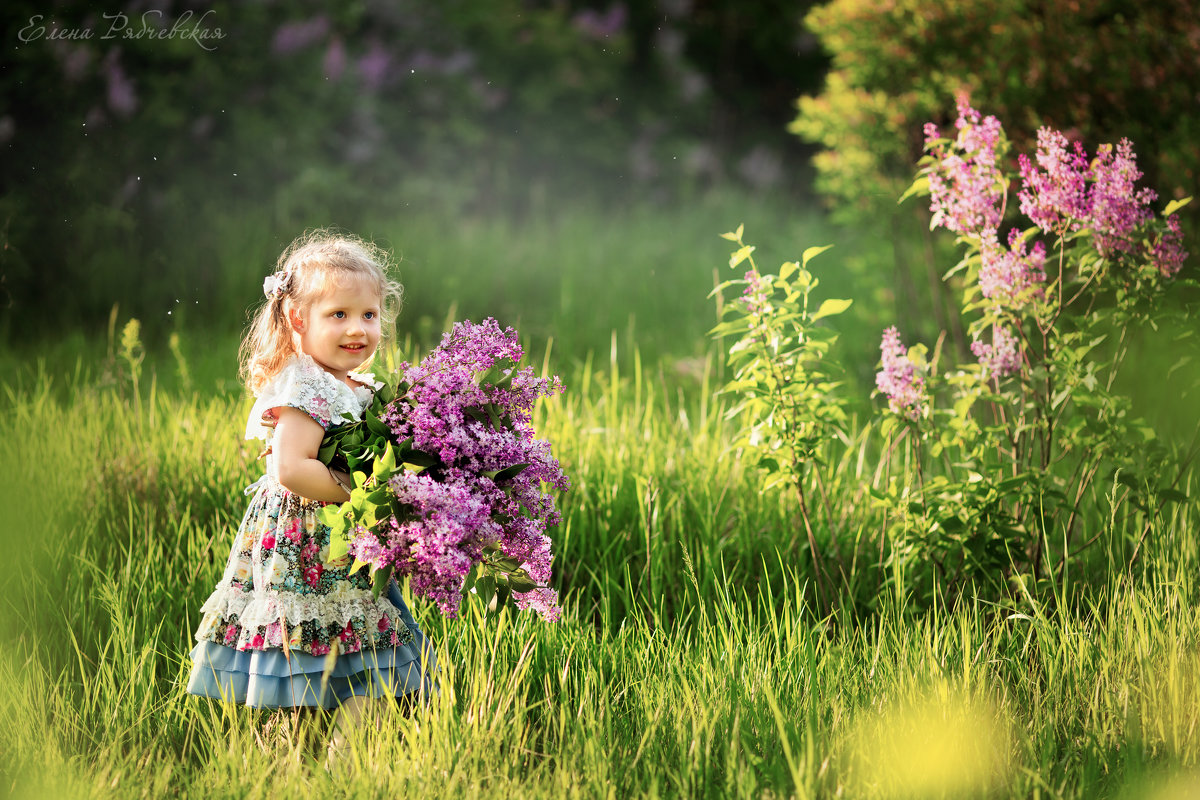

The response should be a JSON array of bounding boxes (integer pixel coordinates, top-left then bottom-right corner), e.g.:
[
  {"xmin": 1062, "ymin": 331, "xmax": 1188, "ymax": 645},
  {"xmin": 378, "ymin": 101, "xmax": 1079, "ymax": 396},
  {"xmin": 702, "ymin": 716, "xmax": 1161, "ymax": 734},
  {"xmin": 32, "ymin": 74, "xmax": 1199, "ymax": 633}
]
[
  {"xmin": 327, "ymin": 528, "xmax": 350, "ymax": 564},
  {"xmin": 403, "ymin": 449, "xmax": 440, "ymax": 468},
  {"xmin": 349, "ymin": 557, "xmax": 369, "ymax": 575},
  {"xmin": 1163, "ymin": 196, "xmax": 1192, "ymax": 217},
  {"xmin": 318, "ymin": 505, "xmax": 344, "ymax": 527},
  {"xmin": 365, "ymin": 412, "xmax": 391, "ymax": 438},
  {"xmin": 719, "ymin": 224, "xmax": 744, "ymax": 243},
  {"xmin": 505, "ymin": 575, "xmax": 539, "ymax": 593},
  {"xmin": 485, "ymin": 403, "xmax": 504, "ymax": 431},
  {"xmin": 370, "ymin": 565, "xmax": 394, "ymax": 600},
  {"xmin": 801, "ymin": 245, "xmax": 833, "ymax": 268},
  {"xmin": 374, "ymin": 441, "xmax": 398, "ymax": 478},
  {"xmin": 1159, "ymin": 488, "xmax": 1189, "ymax": 503},
  {"xmin": 778, "ymin": 261, "xmax": 799, "ymax": 281},
  {"xmin": 729, "ymin": 245, "xmax": 756, "ymax": 268},
  {"xmin": 898, "ymin": 175, "xmax": 930, "ymax": 205},
  {"xmin": 811, "ymin": 298, "xmax": 852, "ymax": 321},
  {"xmin": 474, "ymin": 575, "xmax": 497, "ymax": 604},
  {"xmin": 493, "ymin": 462, "xmax": 530, "ymax": 483}
]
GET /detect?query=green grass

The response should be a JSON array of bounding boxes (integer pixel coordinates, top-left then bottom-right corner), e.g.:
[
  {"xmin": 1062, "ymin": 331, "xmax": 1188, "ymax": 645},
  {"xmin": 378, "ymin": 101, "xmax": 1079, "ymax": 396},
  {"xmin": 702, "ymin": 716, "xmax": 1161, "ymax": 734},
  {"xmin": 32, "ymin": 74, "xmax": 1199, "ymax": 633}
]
[
  {"xmin": 1, "ymin": 332, "xmax": 1198, "ymax": 798},
  {"xmin": 2, "ymin": 190, "xmax": 1198, "ymax": 797}
]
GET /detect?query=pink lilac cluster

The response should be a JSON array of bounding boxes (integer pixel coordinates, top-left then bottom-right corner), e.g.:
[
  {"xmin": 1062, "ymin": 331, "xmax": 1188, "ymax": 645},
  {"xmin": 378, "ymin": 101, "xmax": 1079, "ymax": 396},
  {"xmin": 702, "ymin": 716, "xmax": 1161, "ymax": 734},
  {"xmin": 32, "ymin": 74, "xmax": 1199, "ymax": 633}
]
[
  {"xmin": 924, "ymin": 96, "xmax": 1005, "ymax": 236},
  {"xmin": 1018, "ymin": 130, "xmax": 1166, "ymax": 262},
  {"xmin": 375, "ymin": 318, "xmax": 569, "ymax": 620},
  {"xmin": 927, "ymin": 103, "xmax": 1185, "ymax": 277},
  {"xmin": 1017, "ymin": 128, "xmax": 1092, "ymax": 234},
  {"xmin": 876, "ymin": 326, "xmax": 927, "ymax": 421},
  {"xmin": 1088, "ymin": 140, "xmax": 1157, "ymax": 256},
  {"xmin": 970, "ymin": 325, "xmax": 1023, "ymax": 379},
  {"xmin": 979, "ymin": 229, "xmax": 1047, "ymax": 307},
  {"xmin": 1151, "ymin": 216, "xmax": 1188, "ymax": 278}
]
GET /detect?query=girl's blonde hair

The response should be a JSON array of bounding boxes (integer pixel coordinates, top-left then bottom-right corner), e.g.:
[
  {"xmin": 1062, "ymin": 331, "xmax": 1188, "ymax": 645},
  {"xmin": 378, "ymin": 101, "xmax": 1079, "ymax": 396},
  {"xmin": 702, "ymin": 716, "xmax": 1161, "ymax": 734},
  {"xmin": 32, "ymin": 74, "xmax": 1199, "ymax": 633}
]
[{"xmin": 239, "ymin": 229, "xmax": 403, "ymax": 393}]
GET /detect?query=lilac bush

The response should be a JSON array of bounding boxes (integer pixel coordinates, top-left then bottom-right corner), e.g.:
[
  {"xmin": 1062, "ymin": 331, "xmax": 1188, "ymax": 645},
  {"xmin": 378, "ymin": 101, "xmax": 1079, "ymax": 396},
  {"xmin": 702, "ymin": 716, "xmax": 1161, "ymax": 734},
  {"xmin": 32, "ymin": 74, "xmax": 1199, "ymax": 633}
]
[{"xmin": 873, "ymin": 98, "xmax": 1195, "ymax": 599}]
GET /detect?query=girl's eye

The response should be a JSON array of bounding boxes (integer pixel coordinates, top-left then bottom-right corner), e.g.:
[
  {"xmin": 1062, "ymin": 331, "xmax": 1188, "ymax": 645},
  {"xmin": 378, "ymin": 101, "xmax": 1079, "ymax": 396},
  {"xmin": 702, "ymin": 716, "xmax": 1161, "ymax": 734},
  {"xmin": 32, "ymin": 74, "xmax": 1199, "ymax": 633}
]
[
  {"xmin": 364, "ymin": 311, "xmax": 376, "ymax": 320},
  {"xmin": 333, "ymin": 311, "xmax": 345, "ymax": 319}
]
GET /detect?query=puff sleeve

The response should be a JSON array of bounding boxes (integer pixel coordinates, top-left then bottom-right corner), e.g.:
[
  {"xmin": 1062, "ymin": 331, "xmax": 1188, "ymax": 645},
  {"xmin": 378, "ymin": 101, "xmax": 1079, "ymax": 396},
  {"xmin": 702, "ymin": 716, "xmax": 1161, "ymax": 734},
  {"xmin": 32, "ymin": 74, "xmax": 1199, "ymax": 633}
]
[{"xmin": 244, "ymin": 355, "xmax": 364, "ymax": 440}]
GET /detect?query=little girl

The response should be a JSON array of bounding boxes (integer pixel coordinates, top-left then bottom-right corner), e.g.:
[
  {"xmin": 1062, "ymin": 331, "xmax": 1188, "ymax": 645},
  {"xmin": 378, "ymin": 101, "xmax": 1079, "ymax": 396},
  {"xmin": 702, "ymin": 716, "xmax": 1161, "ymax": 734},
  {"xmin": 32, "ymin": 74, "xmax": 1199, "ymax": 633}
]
[{"xmin": 186, "ymin": 230, "xmax": 438, "ymax": 754}]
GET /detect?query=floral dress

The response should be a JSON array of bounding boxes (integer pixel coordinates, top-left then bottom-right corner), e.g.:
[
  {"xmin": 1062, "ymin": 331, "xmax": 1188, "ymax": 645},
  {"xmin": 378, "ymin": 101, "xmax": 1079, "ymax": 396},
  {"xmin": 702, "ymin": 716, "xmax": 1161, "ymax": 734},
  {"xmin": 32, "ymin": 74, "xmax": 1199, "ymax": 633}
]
[{"xmin": 186, "ymin": 353, "xmax": 439, "ymax": 709}]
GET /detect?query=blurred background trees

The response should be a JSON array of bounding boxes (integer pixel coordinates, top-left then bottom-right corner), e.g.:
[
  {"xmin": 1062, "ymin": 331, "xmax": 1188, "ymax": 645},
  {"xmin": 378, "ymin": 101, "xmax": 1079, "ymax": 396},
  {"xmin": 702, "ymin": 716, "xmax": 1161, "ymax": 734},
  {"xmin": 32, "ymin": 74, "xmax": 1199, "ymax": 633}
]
[
  {"xmin": 0, "ymin": 0, "xmax": 1196, "ymax": 350},
  {"xmin": 0, "ymin": 0, "xmax": 826, "ymax": 337}
]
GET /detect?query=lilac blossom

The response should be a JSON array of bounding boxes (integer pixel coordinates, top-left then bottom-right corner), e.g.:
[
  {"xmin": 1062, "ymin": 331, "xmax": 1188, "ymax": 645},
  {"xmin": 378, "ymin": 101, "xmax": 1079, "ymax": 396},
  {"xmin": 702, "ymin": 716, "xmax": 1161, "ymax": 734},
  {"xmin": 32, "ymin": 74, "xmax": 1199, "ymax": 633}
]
[
  {"xmin": 876, "ymin": 327, "xmax": 927, "ymax": 421},
  {"xmin": 971, "ymin": 325, "xmax": 1023, "ymax": 378},
  {"xmin": 103, "ymin": 54, "xmax": 137, "ymax": 117},
  {"xmin": 373, "ymin": 318, "xmax": 569, "ymax": 621},
  {"xmin": 1017, "ymin": 128, "xmax": 1091, "ymax": 234},
  {"xmin": 358, "ymin": 41, "xmax": 392, "ymax": 91},
  {"xmin": 513, "ymin": 587, "xmax": 563, "ymax": 622},
  {"xmin": 1151, "ymin": 216, "xmax": 1188, "ymax": 278},
  {"xmin": 924, "ymin": 98, "xmax": 1005, "ymax": 236},
  {"xmin": 979, "ymin": 229, "xmax": 1047, "ymax": 307},
  {"xmin": 323, "ymin": 38, "xmax": 346, "ymax": 81},
  {"xmin": 1088, "ymin": 140, "xmax": 1156, "ymax": 256},
  {"xmin": 271, "ymin": 17, "xmax": 330, "ymax": 55},
  {"xmin": 572, "ymin": 5, "xmax": 627, "ymax": 39}
]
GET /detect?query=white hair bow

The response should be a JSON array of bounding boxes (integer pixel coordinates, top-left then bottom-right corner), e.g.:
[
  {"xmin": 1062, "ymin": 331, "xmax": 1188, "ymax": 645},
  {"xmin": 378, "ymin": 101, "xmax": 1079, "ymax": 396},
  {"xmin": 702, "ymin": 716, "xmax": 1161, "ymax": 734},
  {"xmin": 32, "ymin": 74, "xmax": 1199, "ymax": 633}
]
[{"xmin": 263, "ymin": 269, "xmax": 291, "ymax": 298}]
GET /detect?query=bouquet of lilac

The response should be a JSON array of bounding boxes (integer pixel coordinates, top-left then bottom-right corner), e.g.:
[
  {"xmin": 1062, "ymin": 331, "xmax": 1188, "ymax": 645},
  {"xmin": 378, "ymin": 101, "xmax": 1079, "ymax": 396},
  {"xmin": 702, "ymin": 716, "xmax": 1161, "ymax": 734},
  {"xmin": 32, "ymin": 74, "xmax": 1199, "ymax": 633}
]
[{"xmin": 316, "ymin": 318, "xmax": 569, "ymax": 621}]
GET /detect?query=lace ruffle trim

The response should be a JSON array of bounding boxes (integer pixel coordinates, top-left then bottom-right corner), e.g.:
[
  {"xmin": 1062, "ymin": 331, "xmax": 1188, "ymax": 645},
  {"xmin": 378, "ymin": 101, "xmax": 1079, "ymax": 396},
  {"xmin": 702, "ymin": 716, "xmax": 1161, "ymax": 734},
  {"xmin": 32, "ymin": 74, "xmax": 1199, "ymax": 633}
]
[
  {"xmin": 244, "ymin": 354, "xmax": 383, "ymax": 441},
  {"xmin": 198, "ymin": 579, "xmax": 403, "ymax": 631}
]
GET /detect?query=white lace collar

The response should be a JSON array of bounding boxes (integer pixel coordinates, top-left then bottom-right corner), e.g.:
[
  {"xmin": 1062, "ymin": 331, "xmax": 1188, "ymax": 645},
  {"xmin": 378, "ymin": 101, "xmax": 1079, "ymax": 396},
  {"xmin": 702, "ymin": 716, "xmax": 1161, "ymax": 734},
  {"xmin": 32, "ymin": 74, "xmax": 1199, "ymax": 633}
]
[{"xmin": 295, "ymin": 352, "xmax": 385, "ymax": 397}]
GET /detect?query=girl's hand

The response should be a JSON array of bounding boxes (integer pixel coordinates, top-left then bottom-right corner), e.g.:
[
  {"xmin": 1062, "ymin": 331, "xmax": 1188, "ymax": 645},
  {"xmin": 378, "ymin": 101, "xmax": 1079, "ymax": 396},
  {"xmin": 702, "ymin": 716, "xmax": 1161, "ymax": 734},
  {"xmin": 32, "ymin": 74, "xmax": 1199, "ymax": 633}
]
[{"xmin": 273, "ymin": 407, "xmax": 353, "ymax": 503}]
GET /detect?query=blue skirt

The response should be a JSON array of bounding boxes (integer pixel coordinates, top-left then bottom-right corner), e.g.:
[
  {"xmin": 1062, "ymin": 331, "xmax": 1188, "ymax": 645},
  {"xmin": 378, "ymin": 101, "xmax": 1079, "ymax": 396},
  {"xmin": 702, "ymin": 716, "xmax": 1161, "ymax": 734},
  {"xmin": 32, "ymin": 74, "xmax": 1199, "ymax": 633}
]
[{"xmin": 186, "ymin": 579, "xmax": 439, "ymax": 709}]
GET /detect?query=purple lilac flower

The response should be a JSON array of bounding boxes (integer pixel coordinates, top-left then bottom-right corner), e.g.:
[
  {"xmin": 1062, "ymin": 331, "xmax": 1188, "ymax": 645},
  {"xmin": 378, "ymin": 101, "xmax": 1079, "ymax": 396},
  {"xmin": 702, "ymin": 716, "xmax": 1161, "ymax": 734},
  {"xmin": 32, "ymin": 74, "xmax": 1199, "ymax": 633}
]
[
  {"xmin": 971, "ymin": 324, "xmax": 1023, "ymax": 378},
  {"xmin": 271, "ymin": 17, "xmax": 330, "ymax": 55},
  {"xmin": 323, "ymin": 38, "xmax": 346, "ymax": 81},
  {"xmin": 513, "ymin": 587, "xmax": 563, "ymax": 622},
  {"xmin": 378, "ymin": 318, "xmax": 569, "ymax": 620},
  {"xmin": 979, "ymin": 229, "xmax": 1047, "ymax": 307},
  {"xmin": 875, "ymin": 327, "xmax": 927, "ymax": 421},
  {"xmin": 104, "ymin": 54, "xmax": 137, "ymax": 117},
  {"xmin": 572, "ymin": 5, "xmax": 627, "ymax": 39},
  {"xmin": 1151, "ymin": 216, "xmax": 1188, "ymax": 278},
  {"xmin": 925, "ymin": 98, "xmax": 1005, "ymax": 236},
  {"xmin": 358, "ymin": 41, "xmax": 392, "ymax": 91},
  {"xmin": 1088, "ymin": 140, "xmax": 1156, "ymax": 256},
  {"xmin": 1017, "ymin": 128, "xmax": 1091, "ymax": 234}
]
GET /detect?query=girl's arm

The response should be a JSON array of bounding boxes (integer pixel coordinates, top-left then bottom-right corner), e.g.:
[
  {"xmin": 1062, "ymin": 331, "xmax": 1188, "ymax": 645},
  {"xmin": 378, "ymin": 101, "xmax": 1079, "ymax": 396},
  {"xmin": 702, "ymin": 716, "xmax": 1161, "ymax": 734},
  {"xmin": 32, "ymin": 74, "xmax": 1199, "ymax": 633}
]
[{"xmin": 273, "ymin": 407, "xmax": 353, "ymax": 503}]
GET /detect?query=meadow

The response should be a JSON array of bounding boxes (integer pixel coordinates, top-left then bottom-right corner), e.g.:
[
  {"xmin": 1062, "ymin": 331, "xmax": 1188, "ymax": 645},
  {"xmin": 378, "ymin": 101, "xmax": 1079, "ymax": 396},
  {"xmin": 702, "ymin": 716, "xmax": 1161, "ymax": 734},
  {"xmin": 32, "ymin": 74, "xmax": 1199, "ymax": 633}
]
[{"xmin": 2, "ymin": 192, "xmax": 1198, "ymax": 799}]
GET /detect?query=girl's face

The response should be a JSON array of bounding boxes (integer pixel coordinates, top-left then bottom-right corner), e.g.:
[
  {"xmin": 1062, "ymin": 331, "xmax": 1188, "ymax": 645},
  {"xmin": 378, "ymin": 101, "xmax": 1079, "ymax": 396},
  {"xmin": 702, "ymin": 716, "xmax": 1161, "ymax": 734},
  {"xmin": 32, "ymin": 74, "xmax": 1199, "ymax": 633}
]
[{"xmin": 292, "ymin": 276, "xmax": 382, "ymax": 381}]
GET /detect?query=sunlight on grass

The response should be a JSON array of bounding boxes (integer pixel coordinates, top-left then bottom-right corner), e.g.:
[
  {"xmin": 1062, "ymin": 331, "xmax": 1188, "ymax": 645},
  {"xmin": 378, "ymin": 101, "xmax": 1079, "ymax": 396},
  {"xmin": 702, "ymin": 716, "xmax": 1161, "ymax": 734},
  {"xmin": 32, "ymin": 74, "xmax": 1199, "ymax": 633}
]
[
  {"xmin": 1, "ymin": 324, "xmax": 1198, "ymax": 798},
  {"xmin": 846, "ymin": 686, "xmax": 1013, "ymax": 798}
]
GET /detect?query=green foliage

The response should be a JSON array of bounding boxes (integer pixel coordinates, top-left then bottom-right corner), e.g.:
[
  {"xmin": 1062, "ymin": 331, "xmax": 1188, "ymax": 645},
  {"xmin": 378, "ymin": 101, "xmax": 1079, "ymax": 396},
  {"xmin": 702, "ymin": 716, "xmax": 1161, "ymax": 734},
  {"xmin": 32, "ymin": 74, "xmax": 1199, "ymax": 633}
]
[
  {"xmin": 791, "ymin": 0, "xmax": 1200, "ymax": 348},
  {"xmin": 711, "ymin": 226, "xmax": 852, "ymax": 611},
  {"xmin": 792, "ymin": 0, "xmax": 1200, "ymax": 222}
]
